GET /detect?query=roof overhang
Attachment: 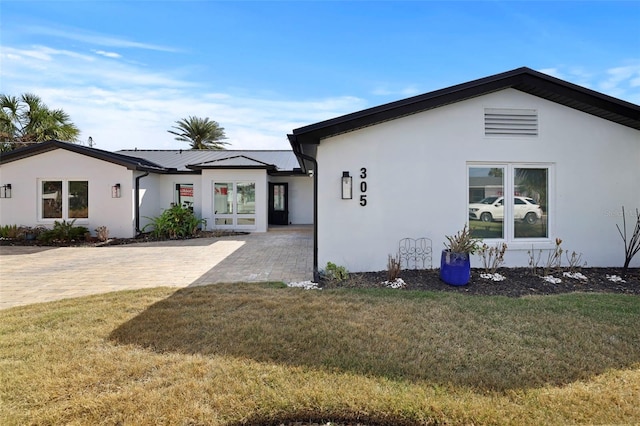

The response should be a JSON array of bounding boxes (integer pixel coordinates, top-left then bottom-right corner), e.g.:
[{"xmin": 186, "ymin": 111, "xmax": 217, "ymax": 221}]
[
  {"xmin": 288, "ymin": 67, "xmax": 640, "ymax": 161},
  {"xmin": 0, "ymin": 140, "xmax": 167, "ymax": 172},
  {"xmin": 186, "ymin": 155, "xmax": 278, "ymax": 172}
]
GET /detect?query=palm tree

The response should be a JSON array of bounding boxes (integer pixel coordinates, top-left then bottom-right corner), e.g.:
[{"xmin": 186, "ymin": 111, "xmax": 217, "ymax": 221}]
[
  {"xmin": 167, "ymin": 116, "xmax": 229, "ymax": 150},
  {"xmin": 1, "ymin": 93, "xmax": 80, "ymax": 151}
]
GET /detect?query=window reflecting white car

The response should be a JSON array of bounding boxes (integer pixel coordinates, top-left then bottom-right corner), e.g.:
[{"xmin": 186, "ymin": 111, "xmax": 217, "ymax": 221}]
[{"xmin": 469, "ymin": 196, "xmax": 542, "ymax": 224}]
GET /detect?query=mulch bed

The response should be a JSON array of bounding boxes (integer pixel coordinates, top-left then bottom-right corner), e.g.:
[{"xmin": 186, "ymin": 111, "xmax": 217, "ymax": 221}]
[
  {"xmin": 3, "ymin": 234, "xmax": 638, "ymax": 297},
  {"xmin": 321, "ymin": 267, "xmax": 639, "ymax": 297},
  {"xmin": 0, "ymin": 230, "xmax": 248, "ymax": 247}
]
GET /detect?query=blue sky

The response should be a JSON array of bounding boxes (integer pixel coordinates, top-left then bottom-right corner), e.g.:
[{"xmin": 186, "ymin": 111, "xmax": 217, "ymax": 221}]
[{"xmin": 1, "ymin": 1, "xmax": 639, "ymax": 152}]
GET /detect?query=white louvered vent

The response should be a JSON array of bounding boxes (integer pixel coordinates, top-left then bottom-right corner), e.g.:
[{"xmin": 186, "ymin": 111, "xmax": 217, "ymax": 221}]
[{"xmin": 484, "ymin": 108, "xmax": 538, "ymax": 136}]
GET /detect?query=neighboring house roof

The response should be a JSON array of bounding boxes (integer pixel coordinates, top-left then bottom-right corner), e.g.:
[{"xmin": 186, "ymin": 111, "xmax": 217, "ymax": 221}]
[
  {"xmin": 0, "ymin": 140, "xmax": 166, "ymax": 172},
  {"xmin": 288, "ymin": 67, "xmax": 640, "ymax": 166},
  {"xmin": 117, "ymin": 149, "xmax": 302, "ymax": 174}
]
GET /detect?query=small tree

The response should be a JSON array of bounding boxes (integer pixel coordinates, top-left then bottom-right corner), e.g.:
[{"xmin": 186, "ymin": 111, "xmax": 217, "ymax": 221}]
[
  {"xmin": 168, "ymin": 116, "xmax": 229, "ymax": 150},
  {"xmin": 616, "ymin": 206, "xmax": 640, "ymax": 273}
]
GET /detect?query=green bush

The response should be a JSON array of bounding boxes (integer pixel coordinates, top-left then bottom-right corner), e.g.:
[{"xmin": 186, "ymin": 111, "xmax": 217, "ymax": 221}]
[
  {"xmin": 143, "ymin": 204, "xmax": 207, "ymax": 239},
  {"xmin": 0, "ymin": 224, "xmax": 20, "ymax": 238},
  {"xmin": 38, "ymin": 219, "xmax": 88, "ymax": 243},
  {"xmin": 323, "ymin": 261, "xmax": 349, "ymax": 281}
]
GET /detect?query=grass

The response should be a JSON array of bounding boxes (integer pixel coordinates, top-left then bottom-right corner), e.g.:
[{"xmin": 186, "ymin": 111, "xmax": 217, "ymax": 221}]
[{"xmin": 1, "ymin": 284, "xmax": 639, "ymax": 425}]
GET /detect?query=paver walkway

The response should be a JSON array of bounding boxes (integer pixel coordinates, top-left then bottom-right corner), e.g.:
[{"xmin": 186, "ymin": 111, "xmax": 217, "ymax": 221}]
[{"xmin": 0, "ymin": 227, "xmax": 313, "ymax": 310}]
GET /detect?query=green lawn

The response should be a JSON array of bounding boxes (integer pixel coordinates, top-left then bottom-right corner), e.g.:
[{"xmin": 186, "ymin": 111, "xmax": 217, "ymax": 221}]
[{"xmin": 1, "ymin": 283, "xmax": 639, "ymax": 425}]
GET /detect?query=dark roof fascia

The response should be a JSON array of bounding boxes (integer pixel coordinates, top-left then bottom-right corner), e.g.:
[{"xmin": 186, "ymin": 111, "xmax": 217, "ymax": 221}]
[
  {"xmin": 291, "ymin": 67, "xmax": 640, "ymax": 147},
  {"xmin": 268, "ymin": 169, "xmax": 306, "ymax": 177},
  {"xmin": 186, "ymin": 155, "xmax": 277, "ymax": 171},
  {"xmin": 157, "ymin": 169, "xmax": 201, "ymax": 175},
  {"xmin": 188, "ymin": 164, "xmax": 277, "ymax": 171},
  {"xmin": 0, "ymin": 140, "xmax": 167, "ymax": 172}
]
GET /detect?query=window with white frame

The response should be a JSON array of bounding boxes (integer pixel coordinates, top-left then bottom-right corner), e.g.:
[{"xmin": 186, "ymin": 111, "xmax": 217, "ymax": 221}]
[
  {"xmin": 41, "ymin": 180, "xmax": 89, "ymax": 220},
  {"xmin": 213, "ymin": 181, "xmax": 256, "ymax": 227},
  {"xmin": 468, "ymin": 164, "xmax": 551, "ymax": 241}
]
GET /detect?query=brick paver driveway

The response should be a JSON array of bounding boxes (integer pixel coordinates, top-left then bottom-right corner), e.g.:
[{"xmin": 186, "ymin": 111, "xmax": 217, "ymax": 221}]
[{"xmin": 0, "ymin": 227, "xmax": 313, "ymax": 310}]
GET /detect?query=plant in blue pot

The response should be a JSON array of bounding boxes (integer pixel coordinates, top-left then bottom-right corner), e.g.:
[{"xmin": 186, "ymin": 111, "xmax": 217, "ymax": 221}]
[{"xmin": 440, "ymin": 224, "xmax": 481, "ymax": 286}]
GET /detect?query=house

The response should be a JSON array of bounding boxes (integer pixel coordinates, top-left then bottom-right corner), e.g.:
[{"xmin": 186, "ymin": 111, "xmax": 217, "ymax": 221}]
[
  {"xmin": 288, "ymin": 67, "xmax": 640, "ymax": 272},
  {"xmin": 1, "ymin": 67, "xmax": 638, "ymax": 273},
  {"xmin": 0, "ymin": 142, "xmax": 313, "ymax": 237}
]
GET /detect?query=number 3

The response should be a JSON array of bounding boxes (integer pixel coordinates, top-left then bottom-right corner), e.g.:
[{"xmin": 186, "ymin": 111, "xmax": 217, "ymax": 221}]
[{"xmin": 360, "ymin": 168, "xmax": 367, "ymax": 179}]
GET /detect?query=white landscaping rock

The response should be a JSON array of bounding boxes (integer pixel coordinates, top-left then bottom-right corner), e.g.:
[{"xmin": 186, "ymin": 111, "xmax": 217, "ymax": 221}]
[
  {"xmin": 562, "ymin": 271, "xmax": 588, "ymax": 281},
  {"xmin": 480, "ymin": 273, "xmax": 506, "ymax": 281},
  {"xmin": 287, "ymin": 281, "xmax": 321, "ymax": 290},
  {"xmin": 383, "ymin": 278, "xmax": 406, "ymax": 289}
]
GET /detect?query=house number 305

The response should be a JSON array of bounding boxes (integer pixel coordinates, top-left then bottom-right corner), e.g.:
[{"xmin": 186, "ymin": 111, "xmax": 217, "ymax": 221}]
[{"xmin": 359, "ymin": 167, "xmax": 367, "ymax": 206}]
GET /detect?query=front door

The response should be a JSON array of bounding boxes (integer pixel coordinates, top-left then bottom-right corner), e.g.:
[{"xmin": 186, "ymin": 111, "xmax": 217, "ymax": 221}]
[{"xmin": 268, "ymin": 183, "xmax": 288, "ymax": 225}]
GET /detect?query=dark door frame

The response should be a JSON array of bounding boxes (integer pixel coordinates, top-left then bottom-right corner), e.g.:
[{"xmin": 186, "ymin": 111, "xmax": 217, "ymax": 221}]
[{"xmin": 268, "ymin": 182, "xmax": 289, "ymax": 225}]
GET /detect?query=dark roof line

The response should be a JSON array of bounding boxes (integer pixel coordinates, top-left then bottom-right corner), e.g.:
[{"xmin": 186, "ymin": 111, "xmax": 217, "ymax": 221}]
[
  {"xmin": 0, "ymin": 140, "xmax": 167, "ymax": 172},
  {"xmin": 118, "ymin": 149, "xmax": 293, "ymax": 153},
  {"xmin": 291, "ymin": 67, "xmax": 640, "ymax": 147},
  {"xmin": 186, "ymin": 155, "xmax": 277, "ymax": 170}
]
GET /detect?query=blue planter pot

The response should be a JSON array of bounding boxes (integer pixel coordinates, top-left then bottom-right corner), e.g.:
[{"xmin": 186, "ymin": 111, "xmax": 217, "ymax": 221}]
[{"xmin": 440, "ymin": 250, "xmax": 471, "ymax": 286}]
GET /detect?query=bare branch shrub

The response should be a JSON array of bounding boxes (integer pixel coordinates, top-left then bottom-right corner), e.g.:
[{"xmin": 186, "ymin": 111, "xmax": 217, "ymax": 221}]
[
  {"xmin": 387, "ymin": 254, "xmax": 401, "ymax": 282},
  {"xmin": 95, "ymin": 226, "xmax": 109, "ymax": 242},
  {"xmin": 565, "ymin": 250, "xmax": 586, "ymax": 273},
  {"xmin": 528, "ymin": 238, "xmax": 563, "ymax": 276},
  {"xmin": 478, "ymin": 243, "xmax": 507, "ymax": 274},
  {"xmin": 616, "ymin": 206, "xmax": 640, "ymax": 273}
]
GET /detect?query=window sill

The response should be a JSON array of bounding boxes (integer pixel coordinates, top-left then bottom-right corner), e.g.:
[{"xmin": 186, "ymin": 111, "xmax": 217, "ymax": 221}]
[{"xmin": 481, "ymin": 240, "xmax": 556, "ymax": 251}]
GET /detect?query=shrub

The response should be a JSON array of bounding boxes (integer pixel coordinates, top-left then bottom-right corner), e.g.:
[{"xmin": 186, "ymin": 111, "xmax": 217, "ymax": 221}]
[
  {"xmin": 528, "ymin": 238, "xmax": 563, "ymax": 276},
  {"xmin": 18, "ymin": 225, "xmax": 48, "ymax": 240},
  {"xmin": 143, "ymin": 204, "xmax": 207, "ymax": 239},
  {"xmin": 387, "ymin": 254, "xmax": 401, "ymax": 281},
  {"xmin": 444, "ymin": 224, "xmax": 481, "ymax": 254},
  {"xmin": 0, "ymin": 224, "xmax": 20, "ymax": 238},
  {"xmin": 478, "ymin": 242, "xmax": 507, "ymax": 274},
  {"xmin": 323, "ymin": 262, "xmax": 349, "ymax": 281},
  {"xmin": 38, "ymin": 219, "xmax": 88, "ymax": 243},
  {"xmin": 616, "ymin": 206, "xmax": 640, "ymax": 273},
  {"xmin": 95, "ymin": 226, "xmax": 109, "ymax": 242}
]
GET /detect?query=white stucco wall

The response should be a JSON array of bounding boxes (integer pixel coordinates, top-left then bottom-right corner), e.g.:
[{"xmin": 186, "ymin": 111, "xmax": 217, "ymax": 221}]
[
  {"xmin": 316, "ymin": 89, "xmax": 640, "ymax": 272},
  {"xmin": 136, "ymin": 173, "xmax": 162, "ymax": 234},
  {"xmin": 269, "ymin": 175, "xmax": 314, "ymax": 224},
  {"xmin": 139, "ymin": 174, "xmax": 204, "ymax": 223},
  {"xmin": 201, "ymin": 169, "xmax": 268, "ymax": 232},
  {"xmin": 0, "ymin": 149, "xmax": 137, "ymax": 238}
]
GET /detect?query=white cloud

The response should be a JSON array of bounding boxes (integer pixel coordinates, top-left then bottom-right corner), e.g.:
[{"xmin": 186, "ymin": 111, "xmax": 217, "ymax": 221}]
[
  {"xmin": 538, "ymin": 64, "xmax": 640, "ymax": 104},
  {"xmin": 601, "ymin": 64, "xmax": 640, "ymax": 94},
  {"xmin": 0, "ymin": 42, "xmax": 366, "ymax": 152},
  {"xmin": 371, "ymin": 84, "xmax": 421, "ymax": 97},
  {"xmin": 4, "ymin": 36, "xmax": 637, "ymax": 155},
  {"xmin": 93, "ymin": 50, "xmax": 122, "ymax": 59},
  {"xmin": 538, "ymin": 68, "xmax": 561, "ymax": 78},
  {"xmin": 24, "ymin": 25, "xmax": 179, "ymax": 53}
]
